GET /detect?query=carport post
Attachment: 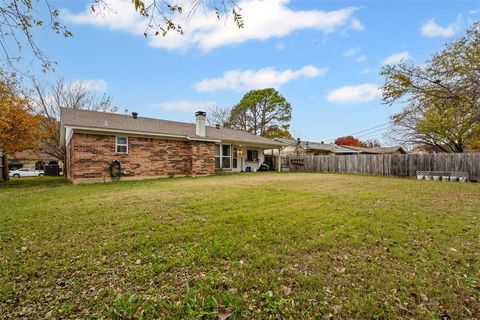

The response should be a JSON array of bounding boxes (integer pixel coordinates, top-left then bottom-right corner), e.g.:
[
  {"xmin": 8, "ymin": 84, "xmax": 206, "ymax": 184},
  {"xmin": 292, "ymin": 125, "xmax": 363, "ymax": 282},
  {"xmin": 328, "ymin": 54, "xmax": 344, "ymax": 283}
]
[{"xmin": 277, "ymin": 148, "xmax": 281, "ymax": 172}]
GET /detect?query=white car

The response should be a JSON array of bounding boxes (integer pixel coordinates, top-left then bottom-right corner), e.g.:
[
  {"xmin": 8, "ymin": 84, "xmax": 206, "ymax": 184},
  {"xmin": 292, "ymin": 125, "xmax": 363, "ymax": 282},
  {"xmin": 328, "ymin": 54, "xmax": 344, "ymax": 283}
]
[{"xmin": 9, "ymin": 168, "xmax": 45, "ymax": 178}]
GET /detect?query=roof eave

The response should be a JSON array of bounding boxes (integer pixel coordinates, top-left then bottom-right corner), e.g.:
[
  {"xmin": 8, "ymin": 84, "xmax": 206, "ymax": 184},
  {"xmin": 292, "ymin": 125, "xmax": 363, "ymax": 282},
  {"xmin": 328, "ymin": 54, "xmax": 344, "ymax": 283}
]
[
  {"xmin": 65, "ymin": 125, "xmax": 221, "ymax": 142},
  {"xmin": 220, "ymin": 139, "xmax": 286, "ymax": 149}
]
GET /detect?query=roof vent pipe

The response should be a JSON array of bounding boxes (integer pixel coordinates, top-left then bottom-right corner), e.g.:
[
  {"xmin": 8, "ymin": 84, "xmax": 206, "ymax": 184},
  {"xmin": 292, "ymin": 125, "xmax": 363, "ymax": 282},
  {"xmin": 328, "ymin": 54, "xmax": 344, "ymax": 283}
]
[
  {"xmin": 195, "ymin": 111, "xmax": 206, "ymax": 137},
  {"xmin": 132, "ymin": 112, "xmax": 138, "ymax": 119}
]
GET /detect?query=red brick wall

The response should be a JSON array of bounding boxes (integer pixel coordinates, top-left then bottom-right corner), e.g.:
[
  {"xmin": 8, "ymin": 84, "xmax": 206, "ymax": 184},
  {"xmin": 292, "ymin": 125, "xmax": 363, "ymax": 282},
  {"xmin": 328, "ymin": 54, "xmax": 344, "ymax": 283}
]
[
  {"xmin": 190, "ymin": 140, "xmax": 216, "ymax": 176},
  {"xmin": 67, "ymin": 133, "xmax": 215, "ymax": 180}
]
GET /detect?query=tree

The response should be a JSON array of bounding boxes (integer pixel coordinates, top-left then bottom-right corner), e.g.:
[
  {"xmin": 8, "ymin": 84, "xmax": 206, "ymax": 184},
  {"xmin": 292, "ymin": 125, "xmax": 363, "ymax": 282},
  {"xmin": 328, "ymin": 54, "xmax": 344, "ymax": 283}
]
[
  {"xmin": 263, "ymin": 127, "xmax": 293, "ymax": 139},
  {"xmin": 206, "ymin": 106, "xmax": 231, "ymax": 126},
  {"xmin": 0, "ymin": 76, "xmax": 42, "ymax": 154},
  {"xmin": 228, "ymin": 88, "xmax": 292, "ymax": 137},
  {"xmin": 31, "ymin": 78, "xmax": 119, "ymax": 160},
  {"xmin": 1, "ymin": 0, "xmax": 241, "ymax": 72},
  {"xmin": 334, "ymin": 136, "xmax": 365, "ymax": 147},
  {"xmin": 364, "ymin": 139, "xmax": 381, "ymax": 148},
  {"xmin": 381, "ymin": 22, "xmax": 480, "ymax": 152}
]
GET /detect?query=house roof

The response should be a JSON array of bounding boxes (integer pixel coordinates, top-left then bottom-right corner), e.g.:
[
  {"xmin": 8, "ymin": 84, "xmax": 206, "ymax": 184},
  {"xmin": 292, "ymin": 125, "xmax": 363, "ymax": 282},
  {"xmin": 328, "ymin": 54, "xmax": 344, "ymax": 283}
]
[
  {"xmin": 340, "ymin": 145, "xmax": 407, "ymax": 154},
  {"xmin": 274, "ymin": 138, "xmax": 357, "ymax": 154},
  {"xmin": 13, "ymin": 150, "xmax": 57, "ymax": 161},
  {"xmin": 60, "ymin": 108, "xmax": 284, "ymax": 148}
]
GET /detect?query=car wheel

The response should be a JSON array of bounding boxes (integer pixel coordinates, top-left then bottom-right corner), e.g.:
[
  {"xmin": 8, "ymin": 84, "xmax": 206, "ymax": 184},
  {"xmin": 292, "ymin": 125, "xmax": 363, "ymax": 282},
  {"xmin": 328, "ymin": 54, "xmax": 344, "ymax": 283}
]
[
  {"xmin": 38, "ymin": 173, "xmax": 44, "ymax": 176},
  {"xmin": 13, "ymin": 174, "xmax": 20, "ymax": 178}
]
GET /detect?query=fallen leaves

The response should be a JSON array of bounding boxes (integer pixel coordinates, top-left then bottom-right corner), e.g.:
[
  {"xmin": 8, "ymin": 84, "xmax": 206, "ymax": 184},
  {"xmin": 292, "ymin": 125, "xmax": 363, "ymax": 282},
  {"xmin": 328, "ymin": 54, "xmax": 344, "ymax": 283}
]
[
  {"xmin": 218, "ymin": 308, "xmax": 232, "ymax": 320},
  {"xmin": 280, "ymin": 285, "xmax": 292, "ymax": 296}
]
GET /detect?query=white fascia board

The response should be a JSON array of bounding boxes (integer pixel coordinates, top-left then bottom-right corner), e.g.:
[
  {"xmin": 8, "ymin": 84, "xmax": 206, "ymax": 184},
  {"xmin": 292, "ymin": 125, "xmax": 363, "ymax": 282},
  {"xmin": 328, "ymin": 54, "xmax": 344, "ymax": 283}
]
[
  {"xmin": 65, "ymin": 127, "xmax": 74, "ymax": 146},
  {"xmin": 66, "ymin": 126, "xmax": 220, "ymax": 143},
  {"xmin": 220, "ymin": 140, "xmax": 286, "ymax": 149}
]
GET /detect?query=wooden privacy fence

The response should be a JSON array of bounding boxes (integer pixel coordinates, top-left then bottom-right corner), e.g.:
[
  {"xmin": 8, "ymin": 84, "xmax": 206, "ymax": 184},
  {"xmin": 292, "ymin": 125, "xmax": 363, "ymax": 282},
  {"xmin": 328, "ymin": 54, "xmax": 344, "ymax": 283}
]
[
  {"xmin": 0, "ymin": 151, "xmax": 7, "ymax": 182},
  {"xmin": 285, "ymin": 153, "xmax": 480, "ymax": 181}
]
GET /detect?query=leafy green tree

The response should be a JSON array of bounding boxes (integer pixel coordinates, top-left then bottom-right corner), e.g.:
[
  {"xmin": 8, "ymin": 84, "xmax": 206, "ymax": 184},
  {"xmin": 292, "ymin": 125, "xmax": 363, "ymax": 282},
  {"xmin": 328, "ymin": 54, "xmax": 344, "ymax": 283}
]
[
  {"xmin": 381, "ymin": 22, "xmax": 480, "ymax": 152},
  {"xmin": 264, "ymin": 127, "xmax": 293, "ymax": 139},
  {"xmin": 228, "ymin": 88, "xmax": 292, "ymax": 137}
]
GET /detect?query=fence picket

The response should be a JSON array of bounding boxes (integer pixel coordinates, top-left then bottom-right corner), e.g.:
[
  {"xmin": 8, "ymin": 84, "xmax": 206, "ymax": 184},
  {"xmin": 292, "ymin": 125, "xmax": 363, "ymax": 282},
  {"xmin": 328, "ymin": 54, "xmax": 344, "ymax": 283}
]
[{"xmin": 285, "ymin": 153, "xmax": 480, "ymax": 181}]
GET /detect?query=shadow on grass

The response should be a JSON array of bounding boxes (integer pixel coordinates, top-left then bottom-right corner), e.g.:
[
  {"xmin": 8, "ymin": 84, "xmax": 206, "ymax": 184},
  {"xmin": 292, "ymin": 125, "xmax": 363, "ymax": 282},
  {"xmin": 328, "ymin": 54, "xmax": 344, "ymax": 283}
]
[{"xmin": 0, "ymin": 176, "xmax": 68, "ymax": 189}]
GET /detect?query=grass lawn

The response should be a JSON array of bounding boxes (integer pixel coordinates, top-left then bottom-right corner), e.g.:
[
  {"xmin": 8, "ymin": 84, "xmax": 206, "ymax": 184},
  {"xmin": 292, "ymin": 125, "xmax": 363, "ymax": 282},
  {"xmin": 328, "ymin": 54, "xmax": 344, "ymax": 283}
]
[{"xmin": 1, "ymin": 173, "xmax": 479, "ymax": 319}]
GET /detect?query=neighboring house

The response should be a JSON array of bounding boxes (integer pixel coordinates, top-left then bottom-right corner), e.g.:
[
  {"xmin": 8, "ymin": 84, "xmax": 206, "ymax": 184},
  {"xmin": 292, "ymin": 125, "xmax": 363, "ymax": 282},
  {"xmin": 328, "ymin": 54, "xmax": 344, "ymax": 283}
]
[
  {"xmin": 267, "ymin": 138, "xmax": 406, "ymax": 156},
  {"xmin": 12, "ymin": 150, "xmax": 63, "ymax": 170},
  {"xmin": 60, "ymin": 108, "xmax": 284, "ymax": 183},
  {"xmin": 340, "ymin": 146, "xmax": 407, "ymax": 154},
  {"xmin": 269, "ymin": 138, "xmax": 359, "ymax": 156}
]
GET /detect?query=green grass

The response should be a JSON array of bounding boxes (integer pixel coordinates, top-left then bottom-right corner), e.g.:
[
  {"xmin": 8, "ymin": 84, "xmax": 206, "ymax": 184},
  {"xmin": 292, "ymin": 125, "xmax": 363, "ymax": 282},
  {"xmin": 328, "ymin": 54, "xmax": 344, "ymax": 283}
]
[{"xmin": 1, "ymin": 173, "xmax": 479, "ymax": 319}]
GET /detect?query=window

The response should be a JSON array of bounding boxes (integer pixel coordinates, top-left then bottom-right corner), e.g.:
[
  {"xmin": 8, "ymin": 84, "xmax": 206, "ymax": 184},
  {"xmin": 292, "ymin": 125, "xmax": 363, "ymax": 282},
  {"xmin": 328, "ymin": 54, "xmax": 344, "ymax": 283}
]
[
  {"xmin": 116, "ymin": 136, "xmax": 128, "ymax": 153},
  {"xmin": 247, "ymin": 149, "xmax": 258, "ymax": 161},
  {"xmin": 215, "ymin": 144, "xmax": 231, "ymax": 169}
]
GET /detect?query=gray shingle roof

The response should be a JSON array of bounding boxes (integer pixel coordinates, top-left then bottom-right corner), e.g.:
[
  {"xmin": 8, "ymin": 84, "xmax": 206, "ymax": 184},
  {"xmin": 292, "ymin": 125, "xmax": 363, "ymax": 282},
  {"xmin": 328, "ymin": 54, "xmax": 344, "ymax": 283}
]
[
  {"xmin": 274, "ymin": 138, "xmax": 357, "ymax": 154},
  {"xmin": 340, "ymin": 146, "xmax": 407, "ymax": 154},
  {"xmin": 61, "ymin": 108, "xmax": 284, "ymax": 147}
]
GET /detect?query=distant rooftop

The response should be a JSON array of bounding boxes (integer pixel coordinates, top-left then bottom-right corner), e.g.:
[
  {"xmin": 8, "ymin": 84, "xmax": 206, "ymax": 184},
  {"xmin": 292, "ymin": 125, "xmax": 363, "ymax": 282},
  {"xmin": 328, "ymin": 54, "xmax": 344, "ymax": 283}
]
[
  {"xmin": 340, "ymin": 146, "xmax": 407, "ymax": 154},
  {"xmin": 274, "ymin": 138, "xmax": 406, "ymax": 154},
  {"xmin": 274, "ymin": 138, "xmax": 357, "ymax": 154}
]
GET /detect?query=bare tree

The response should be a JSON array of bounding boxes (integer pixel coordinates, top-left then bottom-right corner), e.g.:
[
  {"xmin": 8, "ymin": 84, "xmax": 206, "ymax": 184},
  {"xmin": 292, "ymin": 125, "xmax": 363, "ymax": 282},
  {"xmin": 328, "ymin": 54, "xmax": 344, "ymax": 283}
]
[
  {"xmin": 1, "ymin": 0, "xmax": 241, "ymax": 73},
  {"xmin": 364, "ymin": 139, "xmax": 381, "ymax": 148},
  {"xmin": 381, "ymin": 22, "xmax": 480, "ymax": 152},
  {"xmin": 206, "ymin": 106, "xmax": 231, "ymax": 126},
  {"xmin": 0, "ymin": 0, "xmax": 72, "ymax": 71},
  {"xmin": 31, "ymin": 78, "xmax": 118, "ymax": 160}
]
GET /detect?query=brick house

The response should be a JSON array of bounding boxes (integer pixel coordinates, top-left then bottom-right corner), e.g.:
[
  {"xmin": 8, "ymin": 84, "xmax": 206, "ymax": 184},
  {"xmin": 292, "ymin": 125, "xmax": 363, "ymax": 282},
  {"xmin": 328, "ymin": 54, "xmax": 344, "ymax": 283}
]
[{"xmin": 60, "ymin": 108, "xmax": 285, "ymax": 183}]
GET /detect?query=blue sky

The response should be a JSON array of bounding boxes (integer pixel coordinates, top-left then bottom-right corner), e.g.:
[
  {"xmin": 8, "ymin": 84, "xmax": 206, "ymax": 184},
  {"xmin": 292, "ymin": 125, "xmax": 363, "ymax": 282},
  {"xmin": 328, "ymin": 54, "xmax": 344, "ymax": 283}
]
[{"xmin": 30, "ymin": 0, "xmax": 479, "ymax": 143}]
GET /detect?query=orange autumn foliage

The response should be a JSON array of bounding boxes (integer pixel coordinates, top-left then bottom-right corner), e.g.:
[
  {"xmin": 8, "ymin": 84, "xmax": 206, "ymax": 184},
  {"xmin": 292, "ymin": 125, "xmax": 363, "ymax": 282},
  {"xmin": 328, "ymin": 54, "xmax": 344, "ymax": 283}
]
[
  {"xmin": 334, "ymin": 136, "xmax": 366, "ymax": 147},
  {"xmin": 0, "ymin": 81, "xmax": 43, "ymax": 154}
]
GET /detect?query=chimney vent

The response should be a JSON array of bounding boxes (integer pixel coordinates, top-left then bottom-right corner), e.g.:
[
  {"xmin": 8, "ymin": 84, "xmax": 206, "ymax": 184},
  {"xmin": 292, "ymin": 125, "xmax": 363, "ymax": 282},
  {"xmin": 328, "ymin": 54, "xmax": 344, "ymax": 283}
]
[
  {"xmin": 132, "ymin": 112, "xmax": 138, "ymax": 119},
  {"xmin": 195, "ymin": 111, "xmax": 206, "ymax": 137}
]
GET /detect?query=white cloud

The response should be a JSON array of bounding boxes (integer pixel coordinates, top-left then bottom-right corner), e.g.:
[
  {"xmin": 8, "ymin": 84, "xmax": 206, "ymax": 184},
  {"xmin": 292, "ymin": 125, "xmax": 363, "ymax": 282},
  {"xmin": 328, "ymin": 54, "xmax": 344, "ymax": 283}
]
[
  {"xmin": 327, "ymin": 83, "xmax": 381, "ymax": 104},
  {"xmin": 349, "ymin": 18, "xmax": 365, "ymax": 31},
  {"xmin": 470, "ymin": 10, "xmax": 479, "ymax": 15},
  {"xmin": 342, "ymin": 47, "xmax": 360, "ymax": 57},
  {"xmin": 420, "ymin": 15, "xmax": 462, "ymax": 38},
  {"xmin": 154, "ymin": 100, "xmax": 217, "ymax": 112},
  {"xmin": 193, "ymin": 65, "xmax": 327, "ymax": 92},
  {"xmin": 342, "ymin": 47, "xmax": 365, "ymax": 62},
  {"xmin": 70, "ymin": 79, "xmax": 108, "ymax": 92},
  {"xmin": 382, "ymin": 51, "xmax": 410, "ymax": 65},
  {"xmin": 355, "ymin": 54, "xmax": 367, "ymax": 62},
  {"xmin": 64, "ymin": 0, "xmax": 363, "ymax": 51}
]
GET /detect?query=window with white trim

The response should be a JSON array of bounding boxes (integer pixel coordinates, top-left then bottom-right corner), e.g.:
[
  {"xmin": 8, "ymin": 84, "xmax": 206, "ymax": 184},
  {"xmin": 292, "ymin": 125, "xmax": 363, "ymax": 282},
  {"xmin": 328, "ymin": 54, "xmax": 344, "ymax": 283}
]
[
  {"xmin": 215, "ymin": 144, "xmax": 231, "ymax": 169},
  {"xmin": 116, "ymin": 136, "xmax": 128, "ymax": 153}
]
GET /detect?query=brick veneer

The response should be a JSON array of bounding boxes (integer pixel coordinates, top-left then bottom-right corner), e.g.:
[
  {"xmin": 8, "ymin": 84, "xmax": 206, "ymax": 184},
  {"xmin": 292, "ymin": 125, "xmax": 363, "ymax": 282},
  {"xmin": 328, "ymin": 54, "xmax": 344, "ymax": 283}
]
[{"xmin": 67, "ymin": 133, "xmax": 215, "ymax": 181}]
